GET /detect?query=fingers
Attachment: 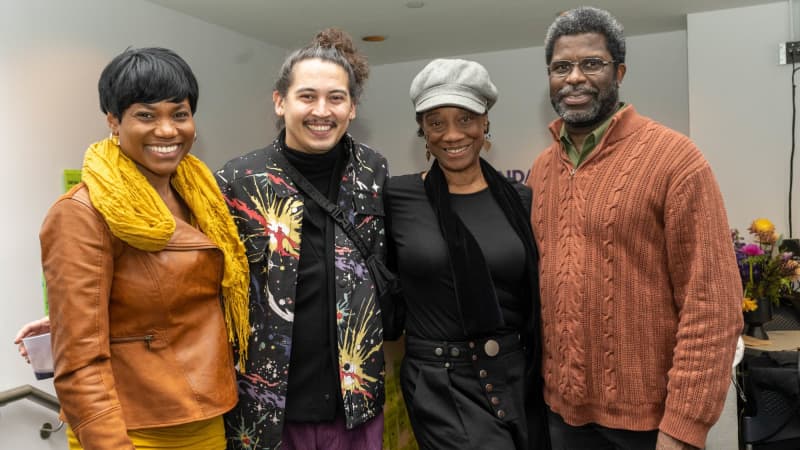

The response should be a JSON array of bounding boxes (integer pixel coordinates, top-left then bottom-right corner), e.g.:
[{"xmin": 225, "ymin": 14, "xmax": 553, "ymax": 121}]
[
  {"xmin": 13, "ymin": 326, "xmax": 36, "ymax": 344},
  {"xmin": 13, "ymin": 316, "xmax": 50, "ymax": 365},
  {"xmin": 13, "ymin": 330, "xmax": 34, "ymax": 344},
  {"xmin": 13, "ymin": 326, "xmax": 31, "ymax": 344},
  {"xmin": 17, "ymin": 343, "xmax": 30, "ymax": 363},
  {"xmin": 13, "ymin": 316, "xmax": 51, "ymax": 343}
]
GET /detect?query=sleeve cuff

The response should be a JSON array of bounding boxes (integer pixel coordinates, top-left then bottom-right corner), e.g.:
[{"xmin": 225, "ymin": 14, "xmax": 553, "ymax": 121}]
[{"xmin": 659, "ymin": 408, "xmax": 713, "ymax": 449}]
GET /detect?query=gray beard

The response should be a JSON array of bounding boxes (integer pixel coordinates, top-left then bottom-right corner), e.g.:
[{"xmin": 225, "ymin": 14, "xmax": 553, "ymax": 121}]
[{"xmin": 552, "ymin": 82, "xmax": 619, "ymax": 129}]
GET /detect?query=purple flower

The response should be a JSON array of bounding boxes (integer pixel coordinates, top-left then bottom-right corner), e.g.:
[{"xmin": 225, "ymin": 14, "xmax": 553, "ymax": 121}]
[{"xmin": 742, "ymin": 244, "xmax": 765, "ymax": 256}]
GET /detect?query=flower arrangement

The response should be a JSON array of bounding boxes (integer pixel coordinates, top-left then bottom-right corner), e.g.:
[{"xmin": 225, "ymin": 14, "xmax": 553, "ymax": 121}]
[{"xmin": 733, "ymin": 218, "xmax": 800, "ymax": 312}]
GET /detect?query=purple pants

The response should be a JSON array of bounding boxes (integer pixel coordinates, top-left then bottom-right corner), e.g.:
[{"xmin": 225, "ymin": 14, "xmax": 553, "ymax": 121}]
[{"xmin": 281, "ymin": 412, "xmax": 384, "ymax": 450}]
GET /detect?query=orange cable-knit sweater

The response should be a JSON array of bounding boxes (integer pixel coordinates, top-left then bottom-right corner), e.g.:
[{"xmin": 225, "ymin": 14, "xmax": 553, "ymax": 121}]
[{"xmin": 527, "ymin": 105, "xmax": 743, "ymax": 448}]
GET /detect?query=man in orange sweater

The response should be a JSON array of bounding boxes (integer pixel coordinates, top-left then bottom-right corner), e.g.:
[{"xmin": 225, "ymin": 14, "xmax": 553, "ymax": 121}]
[{"xmin": 527, "ymin": 7, "xmax": 743, "ymax": 450}]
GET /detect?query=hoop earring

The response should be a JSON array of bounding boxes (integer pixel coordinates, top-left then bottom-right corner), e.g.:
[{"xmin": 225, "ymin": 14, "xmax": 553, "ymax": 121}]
[{"xmin": 109, "ymin": 132, "xmax": 119, "ymax": 146}]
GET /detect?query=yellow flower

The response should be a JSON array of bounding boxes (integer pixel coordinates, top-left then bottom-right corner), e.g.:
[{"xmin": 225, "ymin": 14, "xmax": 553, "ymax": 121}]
[
  {"xmin": 742, "ymin": 297, "xmax": 759, "ymax": 312},
  {"xmin": 750, "ymin": 218, "xmax": 775, "ymax": 235},
  {"xmin": 749, "ymin": 218, "xmax": 778, "ymax": 244}
]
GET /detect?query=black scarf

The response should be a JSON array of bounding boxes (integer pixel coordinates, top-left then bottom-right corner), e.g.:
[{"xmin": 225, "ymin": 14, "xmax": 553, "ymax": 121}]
[
  {"xmin": 424, "ymin": 158, "xmax": 548, "ymax": 447},
  {"xmin": 423, "ymin": 158, "xmax": 539, "ymax": 337}
]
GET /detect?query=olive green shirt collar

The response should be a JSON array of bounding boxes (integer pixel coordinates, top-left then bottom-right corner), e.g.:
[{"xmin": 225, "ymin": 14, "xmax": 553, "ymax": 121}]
[{"xmin": 560, "ymin": 102, "xmax": 625, "ymax": 167}]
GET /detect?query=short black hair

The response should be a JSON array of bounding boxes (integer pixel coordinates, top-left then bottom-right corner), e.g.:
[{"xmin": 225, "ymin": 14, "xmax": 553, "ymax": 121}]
[
  {"xmin": 98, "ymin": 47, "xmax": 199, "ymax": 120},
  {"xmin": 544, "ymin": 7, "xmax": 626, "ymax": 66}
]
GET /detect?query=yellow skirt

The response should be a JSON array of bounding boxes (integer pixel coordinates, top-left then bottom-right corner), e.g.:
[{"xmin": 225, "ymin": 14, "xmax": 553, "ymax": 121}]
[{"xmin": 66, "ymin": 415, "xmax": 225, "ymax": 450}]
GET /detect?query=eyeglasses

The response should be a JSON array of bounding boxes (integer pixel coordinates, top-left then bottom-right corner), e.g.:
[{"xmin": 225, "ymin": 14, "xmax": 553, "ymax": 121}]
[{"xmin": 547, "ymin": 57, "xmax": 614, "ymax": 77}]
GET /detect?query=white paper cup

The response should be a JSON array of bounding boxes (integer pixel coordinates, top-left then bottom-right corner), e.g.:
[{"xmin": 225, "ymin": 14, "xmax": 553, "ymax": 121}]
[{"xmin": 22, "ymin": 333, "xmax": 53, "ymax": 380}]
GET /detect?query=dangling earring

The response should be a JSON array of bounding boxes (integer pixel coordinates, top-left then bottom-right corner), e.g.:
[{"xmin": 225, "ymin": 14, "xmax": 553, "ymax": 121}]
[
  {"xmin": 425, "ymin": 142, "xmax": 431, "ymax": 161},
  {"xmin": 194, "ymin": 131, "xmax": 198, "ymax": 142},
  {"xmin": 483, "ymin": 121, "xmax": 492, "ymax": 152},
  {"xmin": 109, "ymin": 132, "xmax": 119, "ymax": 146}
]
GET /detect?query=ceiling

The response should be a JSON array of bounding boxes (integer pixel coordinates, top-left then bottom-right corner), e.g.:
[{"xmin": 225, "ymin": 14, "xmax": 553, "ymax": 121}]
[{"xmin": 147, "ymin": 0, "xmax": 783, "ymax": 65}]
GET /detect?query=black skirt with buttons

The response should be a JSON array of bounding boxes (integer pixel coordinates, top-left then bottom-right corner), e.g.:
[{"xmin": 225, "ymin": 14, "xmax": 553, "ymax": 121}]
[{"xmin": 400, "ymin": 334, "xmax": 529, "ymax": 450}]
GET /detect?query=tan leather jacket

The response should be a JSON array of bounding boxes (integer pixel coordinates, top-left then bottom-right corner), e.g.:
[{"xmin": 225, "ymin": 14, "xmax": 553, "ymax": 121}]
[{"xmin": 40, "ymin": 184, "xmax": 237, "ymax": 450}]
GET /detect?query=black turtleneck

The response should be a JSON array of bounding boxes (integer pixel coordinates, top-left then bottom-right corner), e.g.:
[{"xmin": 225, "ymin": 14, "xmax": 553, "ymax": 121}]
[{"xmin": 282, "ymin": 136, "xmax": 348, "ymax": 422}]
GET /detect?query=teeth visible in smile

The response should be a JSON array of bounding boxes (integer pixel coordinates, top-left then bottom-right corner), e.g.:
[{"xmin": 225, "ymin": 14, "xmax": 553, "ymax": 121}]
[
  {"xmin": 444, "ymin": 145, "xmax": 469, "ymax": 154},
  {"xmin": 308, "ymin": 124, "xmax": 332, "ymax": 132},
  {"xmin": 147, "ymin": 144, "xmax": 179, "ymax": 154}
]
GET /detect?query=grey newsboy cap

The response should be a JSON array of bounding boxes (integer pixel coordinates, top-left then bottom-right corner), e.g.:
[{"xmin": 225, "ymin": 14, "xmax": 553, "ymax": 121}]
[{"xmin": 410, "ymin": 58, "xmax": 498, "ymax": 114}]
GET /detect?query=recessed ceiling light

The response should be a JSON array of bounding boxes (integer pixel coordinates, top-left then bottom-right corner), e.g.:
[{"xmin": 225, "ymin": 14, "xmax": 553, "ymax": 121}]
[
  {"xmin": 406, "ymin": 1, "xmax": 424, "ymax": 8},
  {"xmin": 362, "ymin": 35, "xmax": 386, "ymax": 42}
]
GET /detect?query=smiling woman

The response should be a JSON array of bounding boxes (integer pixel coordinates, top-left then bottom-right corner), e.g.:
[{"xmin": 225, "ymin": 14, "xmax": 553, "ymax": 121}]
[
  {"xmin": 420, "ymin": 106, "xmax": 488, "ymax": 179},
  {"xmin": 31, "ymin": 47, "xmax": 250, "ymax": 450},
  {"xmin": 107, "ymin": 100, "xmax": 196, "ymax": 191},
  {"xmin": 384, "ymin": 58, "xmax": 549, "ymax": 449}
]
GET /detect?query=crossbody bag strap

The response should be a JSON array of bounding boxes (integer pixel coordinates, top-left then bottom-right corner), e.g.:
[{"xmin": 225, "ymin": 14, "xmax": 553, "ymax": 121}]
[{"xmin": 270, "ymin": 148, "xmax": 373, "ymax": 259}]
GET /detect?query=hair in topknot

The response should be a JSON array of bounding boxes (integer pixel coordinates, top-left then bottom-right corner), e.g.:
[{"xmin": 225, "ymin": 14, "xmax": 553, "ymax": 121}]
[
  {"xmin": 312, "ymin": 28, "xmax": 369, "ymax": 90},
  {"xmin": 275, "ymin": 28, "xmax": 368, "ymax": 103}
]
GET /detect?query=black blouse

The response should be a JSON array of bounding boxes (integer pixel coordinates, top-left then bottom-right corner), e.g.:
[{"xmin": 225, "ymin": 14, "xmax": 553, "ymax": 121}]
[{"xmin": 386, "ymin": 174, "xmax": 527, "ymax": 340}]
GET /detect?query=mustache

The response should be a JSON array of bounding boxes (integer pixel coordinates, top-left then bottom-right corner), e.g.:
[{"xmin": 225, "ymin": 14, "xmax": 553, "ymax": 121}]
[{"xmin": 554, "ymin": 85, "xmax": 598, "ymax": 100}]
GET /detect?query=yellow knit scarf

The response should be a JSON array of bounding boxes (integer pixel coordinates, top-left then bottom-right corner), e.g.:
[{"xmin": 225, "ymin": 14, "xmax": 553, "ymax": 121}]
[{"xmin": 82, "ymin": 138, "xmax": 251, "ymax": 365}]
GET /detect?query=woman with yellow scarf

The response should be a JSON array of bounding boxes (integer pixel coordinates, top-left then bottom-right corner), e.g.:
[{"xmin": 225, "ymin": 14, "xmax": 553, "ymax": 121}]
[{"xmin": 32, "ymin": 47, "xmax": 249, "ymax": 450}]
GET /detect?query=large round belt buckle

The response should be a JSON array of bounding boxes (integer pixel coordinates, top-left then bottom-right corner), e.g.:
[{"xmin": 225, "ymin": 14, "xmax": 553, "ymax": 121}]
[{"xmin": 484, "ymin": 339, "xmax": 500, "ymax": 357}]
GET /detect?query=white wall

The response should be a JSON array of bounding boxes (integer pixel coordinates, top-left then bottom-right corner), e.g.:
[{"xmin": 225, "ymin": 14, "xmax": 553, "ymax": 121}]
[
  {"xmin": 688, "ymin": 2, "xmax": 793, "ymax": 233},
  {"xmin": 0, "ymin": 1, "xmax": 286, "ymax": 448},
  {"xmin": 358, "ymin": 30, "xmax": 689, "ymax": 180}
]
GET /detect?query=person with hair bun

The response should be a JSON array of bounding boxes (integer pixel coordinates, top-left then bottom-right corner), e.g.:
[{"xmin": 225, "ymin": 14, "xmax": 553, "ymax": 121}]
[{"xmin": 216, "ymin": 28, "xmax": 388, "ymax": 449}]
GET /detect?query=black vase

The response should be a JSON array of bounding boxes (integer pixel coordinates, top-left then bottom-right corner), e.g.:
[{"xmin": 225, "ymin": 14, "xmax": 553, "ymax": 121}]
[{"xmin": 743, "ymin": 297, "xmax": 774, "ymax": 339}]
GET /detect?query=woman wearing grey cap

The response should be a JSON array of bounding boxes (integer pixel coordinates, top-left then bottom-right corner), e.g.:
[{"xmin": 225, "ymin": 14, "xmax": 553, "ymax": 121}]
[{"xmin": 384, "ymin": 58, "xmax": 549, "ymax": 449}]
